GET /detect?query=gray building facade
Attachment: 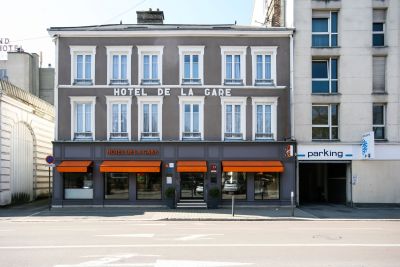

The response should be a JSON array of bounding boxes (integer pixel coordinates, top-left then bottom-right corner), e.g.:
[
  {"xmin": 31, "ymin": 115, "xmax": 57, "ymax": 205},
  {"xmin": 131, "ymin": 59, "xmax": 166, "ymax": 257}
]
[{"xmin": 48, "ymin": 19, "xmax": 295, "ymax": 207}]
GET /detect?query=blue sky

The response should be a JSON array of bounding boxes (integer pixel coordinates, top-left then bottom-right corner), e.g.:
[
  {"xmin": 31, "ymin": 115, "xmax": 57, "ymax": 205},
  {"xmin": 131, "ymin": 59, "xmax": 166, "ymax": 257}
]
[{"xmin": 1, "ymin": 0, "xmax": 253, "ymax": 65}]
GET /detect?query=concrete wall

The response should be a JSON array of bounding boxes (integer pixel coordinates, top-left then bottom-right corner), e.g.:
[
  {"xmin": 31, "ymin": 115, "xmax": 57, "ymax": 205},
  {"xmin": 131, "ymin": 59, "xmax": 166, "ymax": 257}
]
[
  {"xmin": 39, "ymin": 68, "xmax": 55, "ymax": 105},
  {"xmin": 352, "ymin": 160, "xmax": 400, "ymax": 204},
  {"xmin": 0, "ymin": 94, "xmax": 54, "ymax": 205}
]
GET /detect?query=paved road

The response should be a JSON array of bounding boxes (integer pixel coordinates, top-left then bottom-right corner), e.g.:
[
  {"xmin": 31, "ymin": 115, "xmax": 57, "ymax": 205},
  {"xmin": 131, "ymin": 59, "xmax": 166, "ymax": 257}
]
[{"xmin": 0, "ymin": 220, "xmax": 399, "ymax": 267}]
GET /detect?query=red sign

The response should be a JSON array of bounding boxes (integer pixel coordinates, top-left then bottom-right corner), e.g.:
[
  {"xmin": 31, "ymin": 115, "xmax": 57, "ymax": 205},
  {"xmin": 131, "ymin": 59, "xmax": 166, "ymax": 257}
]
[{"xmin": 211, "ymin": 163, "xmax": 217, "ymax": 172}]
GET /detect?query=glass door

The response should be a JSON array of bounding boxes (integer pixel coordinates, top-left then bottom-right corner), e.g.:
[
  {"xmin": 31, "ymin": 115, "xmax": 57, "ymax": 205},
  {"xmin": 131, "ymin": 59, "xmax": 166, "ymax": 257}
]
[{"xmin": 180, "ymin": 173, "xmax": 204, "ymax": 199}]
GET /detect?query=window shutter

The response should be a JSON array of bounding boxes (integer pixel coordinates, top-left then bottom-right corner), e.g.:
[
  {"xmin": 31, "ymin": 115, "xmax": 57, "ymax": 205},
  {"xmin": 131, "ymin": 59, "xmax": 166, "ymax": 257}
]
[
  {"xmin": 373, "ymin": 57, "xmax": 386, "ymax": 92},
  {"xmin": 373, "ymin": 9, "xmax": 386, "ymax": 22}
]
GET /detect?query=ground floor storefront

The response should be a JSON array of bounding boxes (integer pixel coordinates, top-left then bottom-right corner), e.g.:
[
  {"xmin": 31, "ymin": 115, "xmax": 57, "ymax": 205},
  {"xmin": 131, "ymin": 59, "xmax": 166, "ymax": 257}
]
[
  {"xmin": 52, "ymin": 141, "xmax": 296, "ymax": 207},
  {"xmin": 297, "ymin": 144, "xmax": 400, "ymax": 206}
]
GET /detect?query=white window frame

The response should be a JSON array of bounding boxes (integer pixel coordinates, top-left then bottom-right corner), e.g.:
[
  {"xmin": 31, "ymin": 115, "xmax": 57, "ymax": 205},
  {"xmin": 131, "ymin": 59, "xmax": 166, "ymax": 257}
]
[
  {"xmin": 312, "ymin": 11, "xmax": 338, "ymax": 47},
  {"xmin": 178, "ymin": 46, "xmax": 205, "ymax": 85},
  {"xmin": 373, "ymin": 103, "xmax": 386, "ymax": 140},
  {"xmin": 312, "ymin": 58, "xmax": 338, "ymax": 93},
  {"xmin": 69, "ymin": 96, "xmax": 96, "ymax": 141},
  {"xmin": 312, "ymin": 104, "xmax": 339, "ymax": 140},
  {"xmin": 70, "ymin": 46, "xmax": 96, "ymax": 85},
  {"xmin": 106, "ymin": 46, "xmax": 132, "ymax": 85},
  {"xmin": 137, "ymin": 96, "xmax": 163, "ymax": 141},
  {"xmin": 106, "ymin": 96, "xmax": 132, "ymax": 141},
  {"xmin": 372, "ymin": 22, "xmax": 385, "ymax": 47},
  {"xmin": 252, "ymin": 97, "xmax": 278, "ymax": 141},
  {"xmin": 178, "ymin": 96, "xmax": 205, "ymax": 141},
  {"xmin": 220, "ymin": 46, "xmax": 247, "ymax": 86},
  {"xmin": 221, "ymin": 97, "xmax": 247, "ymax": 141},
  {"xmin": 250, "ymin": 46, "xmax": 278, "ymax": 86},
  {"xmin": 137, "ymin": 46, "xmax": 164, "ymax": 85}
]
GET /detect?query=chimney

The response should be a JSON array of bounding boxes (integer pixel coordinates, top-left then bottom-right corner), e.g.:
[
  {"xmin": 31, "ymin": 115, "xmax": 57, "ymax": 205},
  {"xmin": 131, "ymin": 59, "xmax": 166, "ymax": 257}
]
[{"xmin": 136, "ymin": 8, "xmax": 164, "ymax": 24}]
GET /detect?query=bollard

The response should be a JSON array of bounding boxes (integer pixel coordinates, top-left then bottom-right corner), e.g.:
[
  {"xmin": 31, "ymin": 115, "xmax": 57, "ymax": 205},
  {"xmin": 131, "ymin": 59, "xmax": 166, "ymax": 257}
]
[
  {"xmin": 291, "ymin": 191, "xmax": 294, "ymax": 217},
  {"xmin": 231, "ymin": 193, "xmax": 235, "ymax": 217}
]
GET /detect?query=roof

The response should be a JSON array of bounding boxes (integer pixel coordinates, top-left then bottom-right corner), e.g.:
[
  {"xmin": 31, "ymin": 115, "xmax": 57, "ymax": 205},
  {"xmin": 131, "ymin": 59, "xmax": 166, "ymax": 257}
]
[
  {"xmin": 0, "ymin": 80, "xmax": 54, "ymax": 115},
  {"xmin": 47, "ymin": 23, "xmax": 294, "ymax": 37}
]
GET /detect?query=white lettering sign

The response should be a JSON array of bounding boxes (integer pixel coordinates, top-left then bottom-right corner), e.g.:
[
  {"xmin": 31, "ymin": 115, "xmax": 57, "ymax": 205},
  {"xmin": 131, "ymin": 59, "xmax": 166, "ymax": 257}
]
[
  {"xmin": 297, "ymin": 145, "xmax": 355, "ymax": 160},
  {"xmin": 113, "ymin": 88, "xmax": 232, "ymax": 97}
]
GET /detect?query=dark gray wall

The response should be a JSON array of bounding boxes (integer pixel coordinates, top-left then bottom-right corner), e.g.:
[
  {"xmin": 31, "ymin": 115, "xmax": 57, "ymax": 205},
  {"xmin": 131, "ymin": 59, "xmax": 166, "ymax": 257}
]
[{"xmin": 57, "ymin": 35, "xmax": 291, "ymax": 141}]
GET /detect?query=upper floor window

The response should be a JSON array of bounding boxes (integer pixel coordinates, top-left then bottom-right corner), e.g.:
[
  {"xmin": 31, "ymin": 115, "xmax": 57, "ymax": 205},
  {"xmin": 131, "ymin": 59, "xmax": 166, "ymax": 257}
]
[
  {"xmin": 106, "ymin": 96, "xmax": 132, "ymax": 140},
  {"xmin": 252, "ymin": 97, "xmax": 278, "ymax": 141},
  {"xmin": 178, "ymin": 46, "xmax": 204, "ymax": 85},
  {"xmin": 70, "ymin": 46, "xmax": 96, "ymax": 85},
  {"xmin": 137, "ymin": 96, "xmax": 163, "ymax": 141},
  {"xmin": 251, "ymin": 47, "xmax": 277, "ymax": 86},
  {"xmin": 312, "ymin": 104, "xmax": 339, "ymax": 140},
  {"xmin": 179, "ymin": 96, "xmax": 204, "ymax": 141},
  {"xmin": 221, "ymin": 46, "xmax": 247, "ymax": 86},
  {"xmin": 0, "ymin": 69, "xmax": 7, "ymax": 80},
  {"xmin": 70, "ymin": 96, "xmax": 96, "ymax": 140},
  {"xmin": 373, "ymin": 9, "xmax": 386, "ymax": 47},
  {"xmin": 373, "ymin": 56, "xmax": 386, "ymax": 93},
  {"xmin": 312, "ymin": 11, "xmax": 338, "ymax": 47},
  {"xmin": 312, "ymin": 58, "xmax": 338, "ymax": 93},
  {"xmin": 137, "ymin": 46, "xmax": 163, "ymax": 85},
  {"xmin": 221, "ymin": 97, "xmax": 247, "ymax": 141},
  {"xmin": 373, "ymin": 103, "xmax": 386, "ymax": 140},
  {"xmin": 106, "ymin": 46, "xmax": 132, "ymax": 85}
]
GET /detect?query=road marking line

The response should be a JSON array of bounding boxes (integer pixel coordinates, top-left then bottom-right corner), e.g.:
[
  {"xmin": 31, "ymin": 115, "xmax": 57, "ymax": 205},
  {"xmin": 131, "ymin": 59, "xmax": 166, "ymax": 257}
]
[
  {"xmin": 176, "ymin": 234, "xmax": 224, "ymax": 241},
  {"xmin": 95, "ymin": 234, "xmax": 155, "ymax": 238},
  {"xmin": 1, "ymin": 243, "xmax": 400, "ymax": 249},
  {"xmin": 289, "ymin": 227, "xmax": 384, "ymax": 230}
]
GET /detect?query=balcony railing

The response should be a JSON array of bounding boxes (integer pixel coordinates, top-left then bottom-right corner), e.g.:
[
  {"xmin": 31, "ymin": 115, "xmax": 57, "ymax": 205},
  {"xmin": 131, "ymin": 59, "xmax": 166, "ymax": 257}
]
[
  {"xmin": 182, "ymin": 132, "xmax": 201, "ymax": 140},
  {"xmin": 109, "ymin": 79, "xmax": 129, "ymax": 85},
  {"xmin": 73, "ymin": 79, "xmax": 93, "ymax": 85},
  {"xmin": 74, "ymin": 132, "xmax": 93, "ymax": 140},
  {"xmin": 224, "ymin": 132, "xmax": 243, "ymax": 140},
  {"xmin": 255, "ymin": 132, "xmax": 274, "ymax": 140},
  {"xmin": 255, "ymin": 79, "xmax": 275, "ymax": 86},
  {"xmin": 110, "ymin": 132, "xmax": 129, "ymax": 140},
  {"xmin": 182, "ymin": 78, "xmax": 202, "ymax": 85},
  {"xmin": 224, "ymin": 79, "xmax": 244, "ymax": 86},
  {"xmin": 141, "ymin": 79, "xmax": 160, "ymax": 85},
  {"xmin": 141, "ymin": 132, "xmax": 160, "ymax": 140}
]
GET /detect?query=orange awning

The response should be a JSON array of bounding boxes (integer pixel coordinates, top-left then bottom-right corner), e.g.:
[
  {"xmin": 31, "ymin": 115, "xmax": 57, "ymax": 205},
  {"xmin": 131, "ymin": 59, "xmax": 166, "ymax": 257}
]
[
  {"xmin": 56, "ymin": 161, "xmax": 93, "ymax": 173},
  {"xmin": 177, "ymin": 161, "xmax": 207, "ymax": 173},
  {"xmin": 222, "ymin": 161, "xmax": 284, "ymax": 173},
  {"xmin": 100, "ymin": 161, "xmax": 161, "ymax": 173}
]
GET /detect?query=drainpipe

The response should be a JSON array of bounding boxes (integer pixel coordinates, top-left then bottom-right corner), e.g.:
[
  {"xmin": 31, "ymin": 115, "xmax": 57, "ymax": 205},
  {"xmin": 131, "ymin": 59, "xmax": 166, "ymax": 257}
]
[{"xmin": 290, "ymin": 32, "xmax": 294, "ymax": 140}]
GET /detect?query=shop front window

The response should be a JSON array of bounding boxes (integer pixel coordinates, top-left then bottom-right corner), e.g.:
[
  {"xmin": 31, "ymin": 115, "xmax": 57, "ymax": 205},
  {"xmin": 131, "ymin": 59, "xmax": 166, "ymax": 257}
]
[
  {"xmin": 254, "ymin": 173, "xmax": 280, "ymax": 200},
  {"xmin": 136, "ymin": 173, "xmax": 162, "ymax": 200},
  {"xmin": 105, "ymin": 173, "xmax": 129, "ymax": 199},
  {"xmin": 221, "ymin": 172, "xmax": 247, "ymax": 200},
  {"xmin": 64, "ymin": 173, "xmax": 93, "ymax": 199}
]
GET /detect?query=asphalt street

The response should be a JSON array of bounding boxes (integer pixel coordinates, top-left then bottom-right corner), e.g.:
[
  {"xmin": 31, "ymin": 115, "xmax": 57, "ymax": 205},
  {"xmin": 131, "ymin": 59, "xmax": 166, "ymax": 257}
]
[{"xmin": 0, "ymin": 220, "xmax": 399, "ymax": 267}]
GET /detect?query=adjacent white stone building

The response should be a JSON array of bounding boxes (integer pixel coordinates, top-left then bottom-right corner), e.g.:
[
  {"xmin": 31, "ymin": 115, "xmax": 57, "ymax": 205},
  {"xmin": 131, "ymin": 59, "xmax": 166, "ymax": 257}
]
[
  {"xmin": 253, "ymin": 0, "xmax": 400, "ymax": 205},
  {"xmin": 0, "ymin": 80, "xmax": 54, "ymax": 205}
]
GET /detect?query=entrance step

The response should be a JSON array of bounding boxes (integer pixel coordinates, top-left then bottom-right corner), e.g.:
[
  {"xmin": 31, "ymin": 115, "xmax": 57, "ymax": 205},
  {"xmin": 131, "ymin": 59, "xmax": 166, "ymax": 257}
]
[{"xmin": 176, "ymin": 199, "xmax": 207, "ymax": 209}]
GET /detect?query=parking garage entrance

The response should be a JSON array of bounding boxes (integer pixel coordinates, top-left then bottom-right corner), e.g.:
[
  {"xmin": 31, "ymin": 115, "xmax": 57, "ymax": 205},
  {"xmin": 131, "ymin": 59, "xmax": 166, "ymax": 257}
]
[{"xmin": 299, "ymin": 162, "xmax": 349, "ymax": 205}]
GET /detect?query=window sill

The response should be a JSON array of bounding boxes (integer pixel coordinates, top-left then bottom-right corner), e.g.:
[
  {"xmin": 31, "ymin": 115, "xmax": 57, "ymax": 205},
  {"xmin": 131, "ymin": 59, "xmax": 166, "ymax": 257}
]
[
  {"xmin": 312, "ymin": 139, "xmax": 340, "ymax": 142},
  {"xmin": 311, "ymin": 93, "xmax": 341, "ymax": 96},
  {"xmin": 374, "ymin": 139, "xmax": 388, "ymax": 143},
  {"xmin": 371, "ymin": 91, "xmax": 388, "ymax": 95},
  {"xmin": 311, "ymin": 46, "xmax": 340, "ymax": 49}
]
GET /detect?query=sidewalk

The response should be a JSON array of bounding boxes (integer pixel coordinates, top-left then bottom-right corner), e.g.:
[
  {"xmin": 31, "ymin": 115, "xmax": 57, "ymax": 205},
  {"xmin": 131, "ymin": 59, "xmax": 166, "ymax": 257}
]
[{"xmin": 1, "ymin": 199, "xmax": 400, "ymax": 221}]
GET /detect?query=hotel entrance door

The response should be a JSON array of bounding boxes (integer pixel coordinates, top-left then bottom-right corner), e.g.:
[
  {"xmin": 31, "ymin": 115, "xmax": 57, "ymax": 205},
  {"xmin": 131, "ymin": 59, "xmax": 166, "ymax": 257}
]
[{"xmin": 180, "ymin": 173, "xmax": 204, "ymax": 199}]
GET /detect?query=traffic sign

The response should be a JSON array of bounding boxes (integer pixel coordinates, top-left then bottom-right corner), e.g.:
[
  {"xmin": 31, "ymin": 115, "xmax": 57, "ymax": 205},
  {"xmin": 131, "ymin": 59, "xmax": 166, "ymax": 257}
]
[{"xmin": 45, "ymin": 155, "xmax": 55, "ymax": 164}]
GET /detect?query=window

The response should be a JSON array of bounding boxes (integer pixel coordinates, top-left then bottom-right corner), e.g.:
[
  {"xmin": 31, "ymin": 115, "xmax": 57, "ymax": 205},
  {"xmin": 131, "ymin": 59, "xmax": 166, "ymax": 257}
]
[
  {"xmin": 312, "ymin": 11, "xmax": 338, "ymax": 47},
  {"xmin": 312, "ymin": 104, "xmax": 339, "ymax": 140},
  {"xmin": 254, "ymin": 173, "xmax": 279, "ymax": 200},
  {"xmin": 221, "ymin": 46, "xmax": 247, "ymax": 85},
  {"xmin": 179, "ymin": 96, "xmax": 204, "ymax": 140},
  {"xmin": 137, "ymin": 96, "xmax": 163, "ymax": 141},
  {"xmin": 70, "ymin": 96, "xmax": 96, "ymax": 141},
  {"xmin": 106, "ymin": 96, "xmax": 132, "ymax": 140},
  {"xmin": 137, "ymin": 46, "xmax": 163, "ymax": 85},
  {"xmin": 70, "ymin": 46, "xmax": 96, "ymax": 85},
  {"xmin": 252, "ymin": 97, "xmax": 278, "ymax": 140},
  {"xmin": 251, "ymin": 47, "xmax": 277, "ymax": 86},
  {"xmin": 221, "ymin": 97, "xmax": 247, "ymax": 141},
  {"xmin": 312, "ymin": 58, "xmax": 338, "ymax": 93},
  {"xmin": 105, "ymin": 173, "xmax": 129, "ymax": 200},
  {"xmin": 222, "ymin": 172, "xmax": 247, "ymax": 200},
  {"xmin": 64, "ymin": 173, "xmax": 93, "ymax": 199},
  {"xmin": 373, "ymin": 104, "xmax": 385, "ymax": 140},
  {"xmin": 373, "ymin": 9, "xmax": 386, "ymax": 47},
  {"xmin": 136, "ymin": 173, "xmax": 162, "ymax": 200},
  {"xmin": 373, "ymin": 57, "xmax": 386, "ymax": 93},
  {"xmin": 178, "ymin": 46, "xmax": 204, "ymax": 85},
  {"xmin": 0, "ymin": 69, "xmax": 7, "ymax": 80},
  {"xmin": 106, "ymin": 46, "xmax": 132, "ymax": 85}
]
